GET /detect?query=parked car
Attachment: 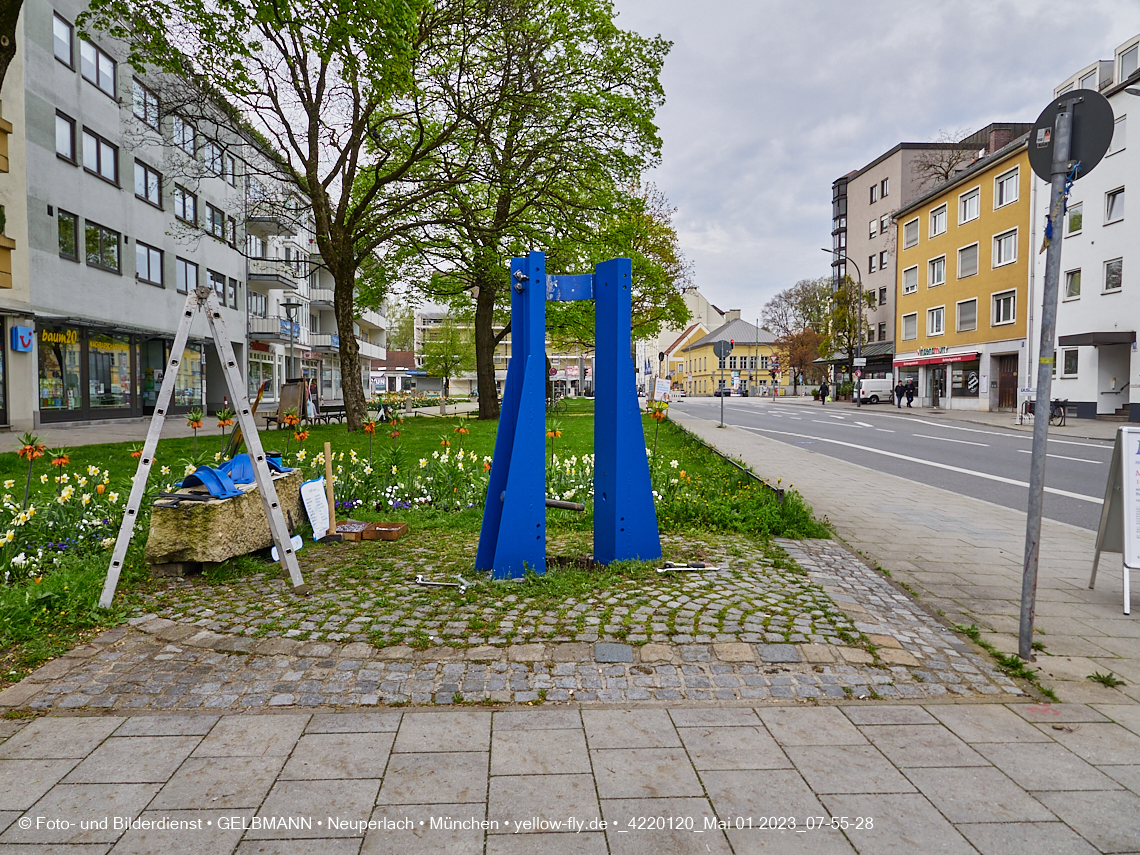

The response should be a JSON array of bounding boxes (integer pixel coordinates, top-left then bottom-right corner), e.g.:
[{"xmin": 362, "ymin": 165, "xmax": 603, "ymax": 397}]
[
  {"xmin": 856, "ymin": 378, "xmax": 895, "ymax": 404},
  {"xmin": 713, "ymin": 388, "xmax": 731, "ymax": 397}
]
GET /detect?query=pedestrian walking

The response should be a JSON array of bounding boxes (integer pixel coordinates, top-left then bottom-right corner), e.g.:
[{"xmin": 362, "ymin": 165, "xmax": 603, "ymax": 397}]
[
  {"xmin": 819, "ymin": 380, "xmax": 829, "ymax": 406},
  {"xmin": 905, "ymin": 380, "xmax": 915, "ymax": 408},
  {"xmin": 894, "ymin": 380, "xmax": 905, "ymax": 408}
]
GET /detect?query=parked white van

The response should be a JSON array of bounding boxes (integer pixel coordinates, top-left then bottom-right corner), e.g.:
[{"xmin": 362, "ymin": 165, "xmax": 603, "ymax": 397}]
[{"xmin": 856, "ymin": 378, "xmax": 895, "ymax": 404}]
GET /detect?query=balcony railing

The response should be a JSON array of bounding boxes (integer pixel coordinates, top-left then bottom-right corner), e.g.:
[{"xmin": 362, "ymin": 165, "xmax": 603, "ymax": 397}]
[
  {"xmin": 250, "ymin": 316, "xmax": 302, "ymax": 342},
  {"xmin": 310, "ymin": 287, "xmax": 335, "ymax": 307},
  {"xmin": 248, "ymin": 258, "xmax": 298, "ymax": 290},
  {"xmin": 311, "ymin": 333, "xmax": 341, "ymax": 351}
]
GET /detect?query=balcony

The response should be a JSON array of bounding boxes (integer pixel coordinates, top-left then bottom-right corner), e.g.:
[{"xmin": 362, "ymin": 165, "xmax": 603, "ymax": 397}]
[
  {"xmin": 357, "ymin": 338, "xmax": 386, "ymax": 360},
  {"xmin": 311, "ymin": 333, "xmax": 341, "ymax": 352},
  {"xmin": 250, "ymin": 316, "xmax": 302, "ymax": 343},
  {"xmin": 0, "ymin": 104, "xmax": 10, "ymax": 173},
  {"xmin": 358, "ymin": 307, "xmax": 386, "ymax": 330},
  {"xmin": 248, "ymin": 258, "xmax": 298, "ymax": 290},
  {"xmin": 310, "ymin": 287, "xmax": 335, "ymax": 308},
  {"xmin": 246, "ymin": 200, "xmax": 298, "ymax": 237}
]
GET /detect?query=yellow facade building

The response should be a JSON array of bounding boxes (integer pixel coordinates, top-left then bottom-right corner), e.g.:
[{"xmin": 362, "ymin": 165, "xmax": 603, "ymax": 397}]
[
  {"xmin": 893, "ymin": 136, "xmax": 1032, "ymax": 410},
  {"xmin": 680, "ymin": 319, "xmax": 789, "ymax": 396}
]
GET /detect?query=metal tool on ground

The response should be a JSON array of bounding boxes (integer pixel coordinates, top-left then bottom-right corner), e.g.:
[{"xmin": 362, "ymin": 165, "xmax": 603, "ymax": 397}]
[
  {"xmin": 415, "ymin": 574, "xmax": 473, "ymax": 594},
  {"xmin": 656, "ymin": 560, "xmax": 715, "ymax": 574},
  {"xmin": 321, "ymin": 441, "xmax": 344, "ymax": 543},
  {"xmin": 98, "ymin": 283, "xmax": 309, "ymax": 608}
]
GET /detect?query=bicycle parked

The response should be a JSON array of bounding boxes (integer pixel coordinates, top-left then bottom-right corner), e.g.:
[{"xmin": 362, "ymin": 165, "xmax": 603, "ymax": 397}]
[{"xmin": 1048, "ymin": 398, "xmax": 1067, "ymax": 427}]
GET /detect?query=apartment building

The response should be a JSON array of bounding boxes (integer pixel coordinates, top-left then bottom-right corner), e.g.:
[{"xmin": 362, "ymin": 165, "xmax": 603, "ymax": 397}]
[
  {"xmin": 892, "ymin": 134, "xmax": 1033, "ymax": 410},
  {"xmin": 680, "ymin": 319, "xmax": 787, "ymax": 396},
  {"xmin": 1045, "ymin": 33, "xmax": 1140, "ymax": 420},
  {"xmin": 636, "ymin": 289, "xmax": 727, "ymax": 394}
]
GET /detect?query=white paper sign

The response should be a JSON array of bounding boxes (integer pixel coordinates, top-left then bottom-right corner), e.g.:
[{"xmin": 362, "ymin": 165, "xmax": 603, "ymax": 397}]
[
  {"xmin": 1123, "ymin": 427, "xmax": 1140, "ymax": 571},
  {"xmin": 652, "ymin": 377, "xmax": 671, "ymax": 402},
  {"xmin": 300, "ymin": 477, "xmax": 329, "ymax": 541}
]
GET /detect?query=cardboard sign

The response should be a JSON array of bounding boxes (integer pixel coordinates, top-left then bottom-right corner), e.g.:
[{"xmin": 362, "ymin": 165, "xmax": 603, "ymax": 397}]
[
  {"xmin": 300, "ymin": 476, "xmax": 329, "ymax": 542},
  {"xmin": 1090, "ymin": 426, "xmax": 1140, "ymax": 614},
  {"xmin": 653, "ymin": 377, "xmax": 671, "ymax": 402}
]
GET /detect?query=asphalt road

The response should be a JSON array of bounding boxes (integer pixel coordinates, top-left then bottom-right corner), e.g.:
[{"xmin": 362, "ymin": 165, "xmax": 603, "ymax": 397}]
[{"xmin": 671, "ymin": 397, "xmax": 1113, "ymax": 531}]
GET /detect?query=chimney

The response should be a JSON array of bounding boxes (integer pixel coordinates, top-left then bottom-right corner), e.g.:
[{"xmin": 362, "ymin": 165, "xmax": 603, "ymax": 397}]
[
  {"xmin": 988, "ymin": 127, "xmax": 1013, "ymax": 154},
  {"xmin": 724, "ymin": 309, "xmax": 741, "ymax": 322}
]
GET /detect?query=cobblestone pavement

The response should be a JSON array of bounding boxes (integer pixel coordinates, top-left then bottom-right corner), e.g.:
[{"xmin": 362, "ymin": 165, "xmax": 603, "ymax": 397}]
[
  {"xmin": 2, "ymin": 703, "xmax": 1140, "ymax": 854},
  {"xmin": 1, "ymin": 540, "xmax": 1022, "ymax": 713},
  {"xmin": 141, "ymin": 536, "xmax": 855, "ymax": 647}
]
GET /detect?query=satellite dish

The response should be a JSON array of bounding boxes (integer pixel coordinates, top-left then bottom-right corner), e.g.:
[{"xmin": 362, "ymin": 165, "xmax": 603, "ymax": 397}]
[{"xmin": 1028, "ymin": 89, "xmax": 1114, "ymax": 183}]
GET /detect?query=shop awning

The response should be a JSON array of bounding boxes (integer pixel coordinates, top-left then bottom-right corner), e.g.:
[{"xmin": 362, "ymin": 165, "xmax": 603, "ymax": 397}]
[
  {"xmin": 894, "ymin": 351, "xmax": 979, "ymax": 368},
  {"xmin": 1057, "ymin": 331, "xmax": 1135, "ymax": 346}
]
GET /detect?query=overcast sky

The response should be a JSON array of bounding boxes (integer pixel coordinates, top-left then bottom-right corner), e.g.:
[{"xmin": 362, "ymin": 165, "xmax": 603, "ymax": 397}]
[{"xmin": 612, "ymin": 0, "xmax": 1140, "ymax": 325}]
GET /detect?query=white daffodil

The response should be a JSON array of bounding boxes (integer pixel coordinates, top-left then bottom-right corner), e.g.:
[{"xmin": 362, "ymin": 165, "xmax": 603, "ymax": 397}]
[
  {"xmin": 184, "ymin": 463, "xmax": 196, "ymax": 477},
  {"xmin": 2, "ymin": 480, "xmax": 12, "ymax": 489},
  {"xmin": 40, "ymin": 474, "xmax": 49, "ymax": 484},
  {"xmin": 81, "ymin": 493, "xmax": 92, "ymax": 506},
  {"xmin": 670, "ymin": 459, "xmax": 679, "ymax": 469},
  {"xmin": 108, "ymin": 492, "xmax": 120, "ymax": 504},
  {"xmin": 296, "ymin": 449, "xmax": 307, "ymax": 461},
  {"xmin": 391, "ymin": 465, "xmax": 398, "ymax": 474},
  {"xmin": 160, "ymin": 466, "xmax": 170, "ymax": 475}
]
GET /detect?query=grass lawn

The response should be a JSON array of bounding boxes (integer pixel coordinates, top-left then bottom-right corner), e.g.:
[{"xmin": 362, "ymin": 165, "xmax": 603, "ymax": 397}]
[{"xmin": 0, "ymin": 399, "xmax": 828, "ymax": 688}]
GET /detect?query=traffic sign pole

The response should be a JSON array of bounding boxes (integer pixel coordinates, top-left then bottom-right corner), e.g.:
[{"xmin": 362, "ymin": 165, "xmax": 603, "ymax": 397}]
[{"xmin": 1019, "ymin": 102, "xmax": 1073, "ymax": 661}]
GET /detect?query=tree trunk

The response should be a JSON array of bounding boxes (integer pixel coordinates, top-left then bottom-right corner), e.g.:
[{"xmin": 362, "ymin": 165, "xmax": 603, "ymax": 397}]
[
  {"xmin": 0, "ymin": 0, "xmax": 21, "ymax": 91},
  {"xmin": 332, "ymin": 267, "xmax": 367, "ymax": 430},
  {"xmin": 473, "ymin": 273, "xmax": 500, "ymax": 420}
]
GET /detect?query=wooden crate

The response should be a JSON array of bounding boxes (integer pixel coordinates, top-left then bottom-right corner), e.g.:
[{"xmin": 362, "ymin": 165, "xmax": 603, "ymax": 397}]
[
  {"xmin": 335, "ymin": 520, "xmax": 369, "ymax": 541},
  {"xmin": 363, "ymin": 522, "xmax": 409, "ymax": 541}
]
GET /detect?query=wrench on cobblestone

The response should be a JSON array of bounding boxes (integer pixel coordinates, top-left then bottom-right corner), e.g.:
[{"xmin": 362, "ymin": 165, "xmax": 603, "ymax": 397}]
[
  {"xmin": 415, "ymin": 575, "xmax": 473, "ymax": 594},
  {"xmin": 656, "ymin": 561, "xmax": 715, "ymax": 574}
]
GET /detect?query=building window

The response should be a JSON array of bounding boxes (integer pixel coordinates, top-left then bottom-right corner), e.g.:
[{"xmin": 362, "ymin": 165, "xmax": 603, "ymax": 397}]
[
  {"xmin": 878, "ymin": 287, "xmax": 887, "ymax": 305},
  {"xmin": 1122, "ymin": 43, "xmax": 1139, "ymax": 81},
  {"xmin": 993, "ymin": 229, "xmax": 1017, "ymax": 267},
  {"xmin": 958, "ymin": 243, "xmax": 979, "ymax": 278},
  {"xmin": 207, "ymin": 203, "xmax": 225, "ymax": 239},
  {"xmin": 227, "ymin": 277, "xmax": 238, "ymax": 309},
  {"xmin": 879, "ymin": 250, "xmax": 887, "ymax": 268},
  {"xmin": 1065, "ymin": 269, "xmax": 1081, "ymax": 300},
  {"xmin": 175, "ymin": 258, "xmax": 198, "ymax": 294},
  {"xmin": 903, "ymin": 265, "xmax": 918, "ymax": 294},
  {"xmin": 880, "ymin": 178, "xmax": 889, "ymax": 198},
  {"xmin": 208, "ymin": 269, "xmax": 226, "ymax": 302},
  {"xmin": 929, "ymin": 256, "xmax": 946, "ymax": 287},
  {"xmin": 992, "ymin": 290, "xmax": 1016, "ymax": 325},
  {"xmin": 58, "ymin": 211, "xmax": 78, "ymax": 260},
  {"xmin": 223, "ymin": 152, "xmax": 237, "ymax": 186},
  {"xmin": 134, "ymin": 161, "xmax": 162, "ymax": 207},
  {"xmin": 959, "ymin": 187, "xmax": 980, "ymax": 224},
  {"xmin": 902, "ymin": 312, "xmax": 917, "ymax": 341},
  {"xmin": 1067, "ymin": 202, "xmax": 1083, "ymax": 234},
  {"xmin": 203, "ymin": 140, "xmax": 223, "ymax": 175},
  {"xmin": 226, "ymin": 217, "xmax": 237, "ymax": 247},
  {"xmin": 1106, "ymin": 187, "xmax": 1124, "ymax": 223},
  {"xmin": 132, "ymin": 80, "xmax": 160, "ymax": 130},
  {"xmin": 994, "ymin": 167, "xmax": 1019, "ymax": 207},
  {"xmin": 85, "ymin": 221, "xmax": 121, "ymax": 272},
  {"xmin": 82, "ymin": 130, "xmax": 118, "ymax": 184},
  {"xmin": 870, "ymin": 184, "xmax": 878, "ymax": 204},
  {"xmin": 880, "ymin": 215, "xmax": 889, "ymax": 234},
  {"xmin": 174, "ymin": 186, "xmax": 197, "ymax": 224},
  {"xmin": 136, "ymin": 242, "xmax": 163, "ymax": 286},
  {"xmin": 927, "ymin": 306, "xmax": 945, "ymax": 336},
  {"xmin": 80, "ymin": 40, "xmax": 116, "ymax": 97},
  {"xmin": 869, "ymin": 219, "xmax": 876, "ymax": 238},
  {"xmin": 248, "ymin": 234, "xmax": 265, "ymax": 258},
  {"xmin": 1062, "ymin": 349, "xmax": 1079, "ymax": 377},
  {"xmin": 929, "ymin": 204, "xmax": 947, "ymax": 237},
  {"xmin": 248, "ymin": 291, "xmax": 267, "ymax": 318},
  {"xmin": 877, "ymin": 322, "xmax": 886, "ymax": 341},
  {"xmin": 957, "ymin": 298, "xmax": 977, "ymax": 332},
  {"xmin": 53, "ymin": 14, "xmax": 73, "ymax": 66},
  {"xmin": 1108, "ymin": 116, "xmax": 1126, "ymax": 156},
  {"xmin": 903, "ymin": 218, "xmax": 919, "ymax": 248},
  {"xmin": 868, "ymin": 255, "xmax": 876, "ymax": 273},
  {"xmin": 173, "ymin": 116, "xmax": 195, "ymax": 155},
  {"xmin": 1105, "ymin": 258, "xmax": 1123, "ymax": 292},
  {"xmin": 55, "ymin": 112, "xmax": 76, "ymax": 162}
]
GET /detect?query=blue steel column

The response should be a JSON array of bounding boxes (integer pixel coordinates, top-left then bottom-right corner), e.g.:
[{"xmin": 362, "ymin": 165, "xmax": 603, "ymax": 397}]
[
  {"xmin": 593, "ymin": 257, "xmax": 662, "ymax": 564},
  {"xmin": 474, "ymin": 251, "xmax": 547, "ymax": 577}
]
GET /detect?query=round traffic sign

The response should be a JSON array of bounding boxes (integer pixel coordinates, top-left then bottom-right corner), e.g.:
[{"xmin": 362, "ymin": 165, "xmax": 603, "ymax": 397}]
[
  {"xmin": 854, "ymin": 370, "xmax": 862, "ymax": 378},
  {"xmin": 1028, "ymin": 89, "xmax": 1114, "ymax": 183}
]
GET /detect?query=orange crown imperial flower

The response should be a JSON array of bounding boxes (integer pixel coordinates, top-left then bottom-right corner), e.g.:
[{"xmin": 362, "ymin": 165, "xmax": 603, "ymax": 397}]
[
  {"xmin": 390, "ymin": 430, "xmax": 401, "ymax": 439},
  {"xmin": 454, "ymin": 426, "xmax": 469, "ymax": 434},
  {"xmin": 52, "ymin": 454, "xmax": 70, "ymax": 467},
  {"xmin": 363, "ymin": 421, "xmax": 376, "ymax": 434},
  {"xmin": 294, "ymin": 430, "xmax": 309, "ymax": 442}
]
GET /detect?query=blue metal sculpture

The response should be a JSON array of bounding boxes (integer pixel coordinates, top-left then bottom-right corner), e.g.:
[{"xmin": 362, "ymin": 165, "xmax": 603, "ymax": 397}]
[{"xmin": 475, "ymin": 251, "xmax": 661, "ymax": 578}]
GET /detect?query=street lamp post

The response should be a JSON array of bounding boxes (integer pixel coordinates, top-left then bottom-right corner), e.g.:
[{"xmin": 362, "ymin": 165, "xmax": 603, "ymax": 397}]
[
  {"xmin": 820, "ymin": 248, "xmax": 864, "ymax": 407},
  {"xmin": 281, "ymin": 299, "xmax": 302, "ymax": 383}
]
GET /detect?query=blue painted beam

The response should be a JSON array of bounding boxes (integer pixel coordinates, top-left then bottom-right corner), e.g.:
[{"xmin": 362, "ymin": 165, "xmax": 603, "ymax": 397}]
[{"xmin": 546, "ymin": 274, "xmax": 595, "ymax": 302}]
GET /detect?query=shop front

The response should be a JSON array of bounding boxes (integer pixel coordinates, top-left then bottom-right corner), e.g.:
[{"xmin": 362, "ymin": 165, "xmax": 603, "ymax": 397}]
[
  {"xmin": 37, "ymin": 322, "xmax": 205, "ymax": 423},
  {"xmin": 893, "ymin": 350, "xmax": 980, "ymax": 410}
]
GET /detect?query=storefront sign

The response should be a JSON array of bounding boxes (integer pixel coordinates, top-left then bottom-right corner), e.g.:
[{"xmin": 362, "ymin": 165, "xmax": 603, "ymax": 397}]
[
  {"xmin": 917, "ymin": 346, "xmax": 949, "ymax": 356},
  {"xmin": 894, "ymin": 351, "xmax": 980, "ymax": 368},
  {"xmin": 41, "ymin": 328, "xmax": 79, "ymax": 345},
  {"xmin": 11, "ymin": 326, "xmax": 34, "ymax": 352}
]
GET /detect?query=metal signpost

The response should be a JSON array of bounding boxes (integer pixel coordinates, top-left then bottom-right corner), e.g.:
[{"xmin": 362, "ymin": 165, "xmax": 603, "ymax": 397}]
[
  {"xmin": 713, "ymin": 339, "xmax": 733, "ymax": 426},
  {"xmin": 1018, "ymin": 89, "xmax": 1114, "ymax": 659}
]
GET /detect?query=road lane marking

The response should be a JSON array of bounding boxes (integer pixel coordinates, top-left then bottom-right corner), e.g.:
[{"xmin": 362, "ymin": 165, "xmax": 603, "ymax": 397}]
[
  {"xmin": 1016, "ymin": 449, "xmax": 1103, "ymax": 464},
  {"xmin": 739, "ymin": 425, "xmax": 1102, "ymax": 505},
  {"xmin": 855, "ymin": 421, "xmax": 874, "ymax": 427},
  {"xmin": 913, "ymin": 433, "xmax": 989, "ymax": 447},
  {"xmin": 1047, "ymin": 438, "xmax": 1112, "ymax": 449},
  {"xmin": 875, "ymin": 428, "xmax": 895, "ymax": 433}
]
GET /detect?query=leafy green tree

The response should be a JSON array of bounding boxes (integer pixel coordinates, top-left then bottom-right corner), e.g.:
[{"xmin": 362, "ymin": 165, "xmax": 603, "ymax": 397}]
[
  {"xmin": 386, "ymin": 304, "xmax": 416, "ymax": 352},
  {"xmin": 80, "ymin": 0, "xmax": 468, "ymax": 429},
  {"xmin": 389, "ymin": 0, "xmax": 669, "ymax": 419},
  {"xmin": 821, "ymin": 275, "xmax": 876, "ymax": 369},
  {"xmin": 762, "ymin": 277, "xmax": 831, "ymax": 391},
  {"xmin": 419, "ymin": 314, "xmax": 476, "ymax": 409}
]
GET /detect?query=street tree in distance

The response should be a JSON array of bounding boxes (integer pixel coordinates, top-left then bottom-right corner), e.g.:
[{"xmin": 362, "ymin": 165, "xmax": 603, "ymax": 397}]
[
  {"xmin": 80, "ymin": 0, "xmax": 469, "ymax": 430},
  {"xmin": 391, "ymin": 0, "xmax": 669, "ymax": 420},
  {"xmin": 419, "ymin": 313, "xmax": 476, "ymax": 413},
  {"xmin": 762, "ymin": 277, "xmax": 830, "ymax": 391}
]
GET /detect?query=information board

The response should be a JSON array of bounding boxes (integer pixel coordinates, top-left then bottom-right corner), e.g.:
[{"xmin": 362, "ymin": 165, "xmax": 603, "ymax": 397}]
[
  {"xmin": 300, "ymin": 476, "xmax": 329, "ymax": 542},
  {"xmin": 649, "ymin": 377, "xmax": 671, "ymax": 403},
  {"xmin": 1090, "ymin": 426, "xmax": 1140, "ymax": 614}
]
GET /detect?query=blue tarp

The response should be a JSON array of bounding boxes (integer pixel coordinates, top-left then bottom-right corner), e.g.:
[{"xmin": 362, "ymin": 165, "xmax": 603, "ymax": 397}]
[
  {"xmin": 217, "ymin": 453, "xmax": 292, "ymax": 485},
  {"xmin": 180, "ymin": 467, "xmax": 245, "ymax": 500}
]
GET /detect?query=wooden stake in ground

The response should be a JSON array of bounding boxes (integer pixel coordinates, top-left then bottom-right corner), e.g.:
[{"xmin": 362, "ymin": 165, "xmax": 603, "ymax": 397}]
[{"xmin": 324, "ymin": 441, "xmax": 337, "ymax": 538}]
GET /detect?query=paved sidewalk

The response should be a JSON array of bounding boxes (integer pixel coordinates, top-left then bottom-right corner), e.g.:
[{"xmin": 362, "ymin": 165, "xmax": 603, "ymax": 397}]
[
  {"xmin": 672, "ymin": 409, "xmax": 1140, "ymax": 706},
  {"xmin": 1, "ymin": 703, "xmax": 1138, "ymax": 853}
]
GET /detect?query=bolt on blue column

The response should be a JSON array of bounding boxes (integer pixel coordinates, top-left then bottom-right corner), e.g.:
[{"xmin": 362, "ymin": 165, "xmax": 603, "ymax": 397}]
[
  {"xmin": 593, "ymin": 257, "xmax": 662, "ymax": 564},
  {"xmin": 474, "ymin": 251, "xmax": 547, "ymax": 578}
]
